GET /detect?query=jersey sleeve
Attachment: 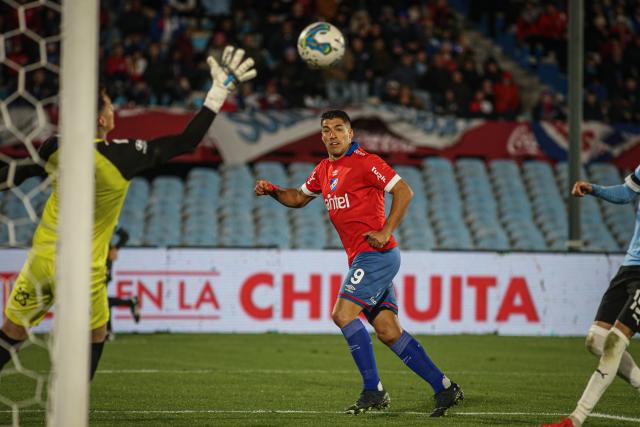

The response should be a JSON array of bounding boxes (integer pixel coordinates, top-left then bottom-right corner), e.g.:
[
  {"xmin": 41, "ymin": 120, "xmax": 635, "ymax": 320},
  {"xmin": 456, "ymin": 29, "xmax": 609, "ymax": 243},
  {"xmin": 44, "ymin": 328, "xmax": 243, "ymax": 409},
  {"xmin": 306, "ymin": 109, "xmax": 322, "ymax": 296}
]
[
  {"xmin": 365, "ymin": 155, "xmax": 401, "ymax": 192},
  {"xmin": 98, "ymin": 107, "xmax": 216, "ymax": 180},
  {"xmin": 96, "ymin": 138, "xmax": 156, "ymax": 180},
  {"xmin": 300, "ymin": 163, "xmax": 322, "ymax": 197},
  {"xmin": 624, "ymin": 165, "xmax": 640, "ymax": 193}
]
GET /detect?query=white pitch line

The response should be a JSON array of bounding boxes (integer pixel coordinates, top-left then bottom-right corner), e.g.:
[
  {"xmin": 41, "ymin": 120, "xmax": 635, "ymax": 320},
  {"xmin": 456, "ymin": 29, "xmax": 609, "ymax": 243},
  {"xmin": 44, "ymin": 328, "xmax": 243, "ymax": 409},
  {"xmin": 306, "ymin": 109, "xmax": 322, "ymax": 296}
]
[
  {"xmin": 2, "ymin": 409, "xmax": 639, "ymax": 423},
  {"xmin": 93, "ymin": 368, "xmax": 579, "ymax": 377}
]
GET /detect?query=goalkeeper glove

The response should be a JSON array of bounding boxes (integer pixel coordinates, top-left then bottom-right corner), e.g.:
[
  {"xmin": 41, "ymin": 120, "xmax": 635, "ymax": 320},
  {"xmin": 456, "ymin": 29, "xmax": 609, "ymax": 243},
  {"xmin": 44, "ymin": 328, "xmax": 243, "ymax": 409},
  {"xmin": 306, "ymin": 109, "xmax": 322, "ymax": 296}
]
[{"xmin": 204, "ymin": 45, "xmax": 257, "ymax": 113}]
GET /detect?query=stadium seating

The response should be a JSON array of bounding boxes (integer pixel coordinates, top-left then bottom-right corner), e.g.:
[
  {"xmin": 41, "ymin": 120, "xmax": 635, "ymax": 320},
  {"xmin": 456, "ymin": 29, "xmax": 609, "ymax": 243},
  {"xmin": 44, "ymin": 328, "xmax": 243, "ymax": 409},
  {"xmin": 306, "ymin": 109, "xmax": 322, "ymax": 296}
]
[{"xmin": 1, "ymin": 159, "xmax": 634, "ymax": 253}]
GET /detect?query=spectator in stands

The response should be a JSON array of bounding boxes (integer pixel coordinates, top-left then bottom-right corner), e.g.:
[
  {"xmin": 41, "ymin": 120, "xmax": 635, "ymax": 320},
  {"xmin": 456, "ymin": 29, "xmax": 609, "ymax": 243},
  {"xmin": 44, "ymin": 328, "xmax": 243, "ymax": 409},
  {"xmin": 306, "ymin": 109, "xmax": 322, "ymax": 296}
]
[
  {"xmin": 609, "ymin": 78, "xmax": 640, "ymax": 123},
  {"xmin": 460, "ymin": 58, "xmax": 481, "ymax": 92},
  {"xmin": 118, "ymin": 0, "xmax": 149, "ymax": 37},
  {"xmin": 448, "ymin": 70, "xmax": 471, "ymax": 114},
  {"xmin": 600, "ymin": 41, "xmax": 626, "ymax": 93},
  {"xmin": 380, "ymin": 80, "xmax": 401, "ymax": 105},
  {"xmin": 536, "ymin": 3, "xmax": 567, "ymax": 69},
  {"xmin": 397, "ymin": 85, "xmax": 423, "ymax": 110},
  {"xmin": 142, "ymin": 43, "xmax": 169, "ymax": 105},
  {"xmin": 483, "ymin": 58, "xmax": 502, "ymax": 84},
  {"xmin": 105, "ymin": 44, "xmax": 129, "ymax": 83},
  {"xmin": 324, "ymin": 47, "xmax": 352, "ymax": 106},
  {"xmin": 150, "ymin": 5, "xmax": 181, "ymax": 45},
  {"xmin": 389, "ymin": 52, "xmax": 419, "ymax": 89},
  {"xmin": 275, "ymin": 46, "xmax": 306, "ymax": 107},
  {"xmin": 493, "ymin": 71, "xmax": 521, "ymax": 119},
  {"xmin": 481, "ymin": 79, "xmax": 496, "ymax": 115},
  {"xmin": 468, "ymin": 90, "xmax": 494, "ymax": 119},
  {"xmin": 127, "ymin": 50, "xmax": 147, "ymax": 82},
  {"xmin": 370, "ymin": 38, "xmax": 393, "ymax": 97},
  {"xmin": 583, "ymin": 91, "xmax": 606, "ymax": 121},
  {"xmin": 624, "ymin": 35, "xmax": 640, "ymax": 78},
  {"xmin": 436, "ymin": 89, "xmax": 462, "ymax": 116},
  {"xmin": 260, "ymin": 79, "xmax": 287, "ymax": 110},
  {"xmin": 236, "ymin": 82, "xmax": 262, "ymax": 111},
  {"xmin": 532, "ymin": 91, "xmax": 565, "ymax": 121},
  {"xmin": 28, "ymin": 69, "xmax": 56, "ymax": 101},
  {"xmin": 241, "ymin": 33, "xmax": 271, "ymax": 88},
  {"xmin": 347, "ymin": 37, "xmax": 372, "ymax": 103},
  {"xmin": 422, "ymin": 52, "xmax": 450, "ymax": 104},
  {"xmin": 166, "ymin": 50, "xmax": 191, "ymax": 105},
  {"xmin": 516, "ymin": 0, "xmax": 542, "ymax": 63}
]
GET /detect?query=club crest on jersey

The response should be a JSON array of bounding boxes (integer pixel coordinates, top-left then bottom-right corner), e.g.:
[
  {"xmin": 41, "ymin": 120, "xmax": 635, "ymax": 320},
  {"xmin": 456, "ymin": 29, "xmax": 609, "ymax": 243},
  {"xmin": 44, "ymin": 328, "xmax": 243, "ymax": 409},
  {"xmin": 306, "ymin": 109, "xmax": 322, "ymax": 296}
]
[
  {"xmin": 330, "ymin": 177, "xmax": 339, "ymax": 192},
  {"xmin": 135, "ymin": 139, "xmax": 148, "ymax": 154}
]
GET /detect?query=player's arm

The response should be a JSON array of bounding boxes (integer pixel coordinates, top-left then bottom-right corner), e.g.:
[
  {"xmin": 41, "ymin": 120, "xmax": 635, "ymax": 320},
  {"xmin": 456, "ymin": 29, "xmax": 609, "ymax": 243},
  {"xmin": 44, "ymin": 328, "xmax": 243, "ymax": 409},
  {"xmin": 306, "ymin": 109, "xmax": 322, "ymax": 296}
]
[
  {"xmin": 573, "ymin": 177, "xmax": 639, "ymax": 205},
  {"xmin": 0, "ymin": 137, "xmax": 57, "ymax": 191},
  {"xmin": 0, "ymin": 163, "xmax": 45, "ymax": 191},
  {"xmin": 254, "ymin": 179, "xmax": 314, "ymax": 208},
  {"xmin": 113, "ymin": 227, "xmax": 129, "ymax": 249},
  {"xmin": 364, "ymin": 179, "xmax": 414, "ymax": 248},
  {"xmin": 106, "ymin": 47, "xmax": 257, "ymax": 180}
]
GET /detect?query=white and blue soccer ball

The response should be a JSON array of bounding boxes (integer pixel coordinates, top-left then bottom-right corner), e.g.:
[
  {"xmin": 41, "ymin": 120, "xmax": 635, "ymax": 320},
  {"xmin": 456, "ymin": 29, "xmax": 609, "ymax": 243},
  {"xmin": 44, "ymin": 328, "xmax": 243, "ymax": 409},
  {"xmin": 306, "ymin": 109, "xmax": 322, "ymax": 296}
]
[{"xmin": 297, "ymin": 22, "xmax": 345, "ymax": 68}]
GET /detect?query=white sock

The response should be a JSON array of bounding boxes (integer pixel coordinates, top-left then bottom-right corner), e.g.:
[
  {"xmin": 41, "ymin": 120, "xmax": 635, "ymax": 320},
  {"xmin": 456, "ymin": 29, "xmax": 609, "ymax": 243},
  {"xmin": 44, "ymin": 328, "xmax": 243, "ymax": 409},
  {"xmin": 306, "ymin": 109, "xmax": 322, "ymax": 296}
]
[
  {"xmin": 586, "ymin": 325, "xmax": 640, "ymax": 390},
  {"xmin": 572, "ymin": 328, "xmax": 630, "ymax": 425}
]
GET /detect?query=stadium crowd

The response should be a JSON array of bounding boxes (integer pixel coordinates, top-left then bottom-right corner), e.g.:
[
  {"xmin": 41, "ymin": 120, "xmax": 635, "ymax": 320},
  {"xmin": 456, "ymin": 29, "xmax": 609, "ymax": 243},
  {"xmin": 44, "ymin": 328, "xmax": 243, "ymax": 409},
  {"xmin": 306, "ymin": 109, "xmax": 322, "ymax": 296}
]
[
  {"xmin": 469, "ymin": 0, "xmax": 640, "ymax": 123},
  {"xmin": 0, "ymin": 0, "xmax": 638, "ymax": 122}
]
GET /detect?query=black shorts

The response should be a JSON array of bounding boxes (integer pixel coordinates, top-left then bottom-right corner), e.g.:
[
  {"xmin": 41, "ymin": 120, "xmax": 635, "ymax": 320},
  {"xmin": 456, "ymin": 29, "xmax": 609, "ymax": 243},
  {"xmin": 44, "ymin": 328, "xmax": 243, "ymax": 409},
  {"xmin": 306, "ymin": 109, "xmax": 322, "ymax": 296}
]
[{"xmin": 595, "ymin": 265, "xmax": 640, "ymax": 333}]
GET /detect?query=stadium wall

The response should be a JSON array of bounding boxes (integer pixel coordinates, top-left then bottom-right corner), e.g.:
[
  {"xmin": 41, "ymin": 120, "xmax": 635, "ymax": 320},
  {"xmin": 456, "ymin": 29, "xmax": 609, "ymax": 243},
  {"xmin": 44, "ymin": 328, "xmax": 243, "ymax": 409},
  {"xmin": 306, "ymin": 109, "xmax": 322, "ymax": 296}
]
[{"xmin": 0, "ymin": 249, "xmax": 624, "ymax": 336}]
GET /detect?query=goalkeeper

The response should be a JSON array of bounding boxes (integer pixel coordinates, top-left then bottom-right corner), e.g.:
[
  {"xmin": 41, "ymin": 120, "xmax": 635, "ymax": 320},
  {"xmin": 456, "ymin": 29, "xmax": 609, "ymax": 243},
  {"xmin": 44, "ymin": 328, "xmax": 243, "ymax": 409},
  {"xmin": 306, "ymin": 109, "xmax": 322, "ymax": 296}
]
[{"xmin": 0, "ymin": 46, "xmax": 256, "ymax": 380}]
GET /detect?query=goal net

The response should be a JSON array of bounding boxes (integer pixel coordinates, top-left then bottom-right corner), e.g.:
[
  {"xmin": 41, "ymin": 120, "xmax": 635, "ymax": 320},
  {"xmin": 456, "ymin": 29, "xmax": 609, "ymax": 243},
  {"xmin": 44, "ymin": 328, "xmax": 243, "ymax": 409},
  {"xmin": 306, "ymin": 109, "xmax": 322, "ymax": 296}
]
[{"xmin": 0, "ymin": 1, "xmax": 97, "ymax": 426}]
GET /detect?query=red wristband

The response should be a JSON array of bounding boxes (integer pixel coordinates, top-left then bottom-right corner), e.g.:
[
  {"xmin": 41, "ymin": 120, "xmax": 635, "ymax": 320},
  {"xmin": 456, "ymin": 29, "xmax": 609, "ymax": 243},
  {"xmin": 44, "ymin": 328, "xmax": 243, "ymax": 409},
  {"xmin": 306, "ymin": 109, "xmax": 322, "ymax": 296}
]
[{"xmin": 265, "ymin": 182, "xmax": 280, "ymax": 193}]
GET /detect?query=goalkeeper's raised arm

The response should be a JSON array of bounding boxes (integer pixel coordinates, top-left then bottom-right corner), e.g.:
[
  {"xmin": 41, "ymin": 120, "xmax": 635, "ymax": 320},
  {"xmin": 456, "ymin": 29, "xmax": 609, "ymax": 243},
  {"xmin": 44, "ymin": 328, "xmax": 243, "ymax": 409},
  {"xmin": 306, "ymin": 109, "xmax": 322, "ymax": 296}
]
[
  {"xmin": 112, "ymin": 46, "xmax": 257, "ymax": 179},
  {"xmin": 0, "ymin": 46, "xmax": 257, "ymax": 186}
]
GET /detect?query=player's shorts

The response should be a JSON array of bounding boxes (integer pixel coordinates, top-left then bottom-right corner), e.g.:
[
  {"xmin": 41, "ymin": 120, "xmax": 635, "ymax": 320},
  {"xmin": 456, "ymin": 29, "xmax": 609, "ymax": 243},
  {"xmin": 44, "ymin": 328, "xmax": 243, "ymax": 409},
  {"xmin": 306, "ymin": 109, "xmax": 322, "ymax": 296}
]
[
  {"xmin": 595, "ymin": 265, "xmax": 640, "ymax": 333},
  {"xmin": 4, "ymin": 252, "xmax": 110, "ymax": 330},
  {"xmin": 338, "ymin": 247, "xmax": 400, "ymax": 323}
]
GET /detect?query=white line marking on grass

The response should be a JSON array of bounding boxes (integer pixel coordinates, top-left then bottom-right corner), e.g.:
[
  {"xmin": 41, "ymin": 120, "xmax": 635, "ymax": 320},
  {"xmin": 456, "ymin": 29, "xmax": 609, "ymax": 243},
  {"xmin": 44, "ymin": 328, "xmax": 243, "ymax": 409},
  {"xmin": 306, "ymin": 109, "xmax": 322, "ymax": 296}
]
[
  {"xmin": 94, "ymin": 368, "xmax": 578, "ymax": 377},
  {"xmin": 4, "ymin": 409, "xmax": 639, "ymax": 423},
  {"xmin": 457, "ymin": 412, "xmax": 640, "ymax": 423}
]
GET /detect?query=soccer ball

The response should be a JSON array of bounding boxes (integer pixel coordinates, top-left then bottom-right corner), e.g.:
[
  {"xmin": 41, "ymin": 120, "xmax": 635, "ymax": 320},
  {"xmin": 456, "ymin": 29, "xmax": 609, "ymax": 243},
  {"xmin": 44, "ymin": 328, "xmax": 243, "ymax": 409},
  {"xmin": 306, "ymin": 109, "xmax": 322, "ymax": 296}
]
[{"xmin": 297, "ymin": 22, "xmax": 345, "ymax": 68}]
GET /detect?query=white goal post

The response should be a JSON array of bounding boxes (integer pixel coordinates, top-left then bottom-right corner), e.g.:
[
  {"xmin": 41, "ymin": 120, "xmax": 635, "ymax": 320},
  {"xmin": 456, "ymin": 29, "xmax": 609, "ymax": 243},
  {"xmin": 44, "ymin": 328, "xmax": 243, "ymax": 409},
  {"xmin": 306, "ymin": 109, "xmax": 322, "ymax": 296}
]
[{"xmin": 48, "ymin": 1, "xmax": 98, "ymax": 426}]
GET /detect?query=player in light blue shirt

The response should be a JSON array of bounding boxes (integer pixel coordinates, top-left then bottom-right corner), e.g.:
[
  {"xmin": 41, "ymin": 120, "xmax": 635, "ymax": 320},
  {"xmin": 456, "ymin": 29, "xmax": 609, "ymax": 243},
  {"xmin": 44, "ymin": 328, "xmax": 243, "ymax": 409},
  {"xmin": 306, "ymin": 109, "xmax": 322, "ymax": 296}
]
[{"xmin": 543, "ymin": 167, "xmax": 640, "ymax": 427}]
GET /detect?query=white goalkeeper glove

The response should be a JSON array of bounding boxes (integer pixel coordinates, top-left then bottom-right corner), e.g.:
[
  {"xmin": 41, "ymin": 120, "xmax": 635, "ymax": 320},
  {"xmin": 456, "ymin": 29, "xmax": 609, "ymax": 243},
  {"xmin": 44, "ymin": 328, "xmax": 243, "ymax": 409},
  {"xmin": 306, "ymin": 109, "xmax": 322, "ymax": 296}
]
[{"xmin": 204, "ymin": 45, "xmax": 257, "ymax": 113}]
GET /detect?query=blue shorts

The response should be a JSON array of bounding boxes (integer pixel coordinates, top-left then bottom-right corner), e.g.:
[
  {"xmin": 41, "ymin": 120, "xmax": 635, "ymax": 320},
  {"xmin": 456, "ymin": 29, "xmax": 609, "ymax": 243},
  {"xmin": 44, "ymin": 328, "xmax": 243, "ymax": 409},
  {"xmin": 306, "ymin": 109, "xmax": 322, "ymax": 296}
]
[{"xmin": 338, "ymin": 247, "xmax": 400, "ymax": 322}]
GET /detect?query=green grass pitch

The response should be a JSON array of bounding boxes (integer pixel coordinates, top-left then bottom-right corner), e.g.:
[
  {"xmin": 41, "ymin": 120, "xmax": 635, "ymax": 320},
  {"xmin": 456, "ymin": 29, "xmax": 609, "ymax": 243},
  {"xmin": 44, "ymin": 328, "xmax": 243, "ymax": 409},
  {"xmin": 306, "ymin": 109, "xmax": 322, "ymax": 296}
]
[{"xmin": 1, "ymin": 334, "xmax": 639, "ymax": 426}]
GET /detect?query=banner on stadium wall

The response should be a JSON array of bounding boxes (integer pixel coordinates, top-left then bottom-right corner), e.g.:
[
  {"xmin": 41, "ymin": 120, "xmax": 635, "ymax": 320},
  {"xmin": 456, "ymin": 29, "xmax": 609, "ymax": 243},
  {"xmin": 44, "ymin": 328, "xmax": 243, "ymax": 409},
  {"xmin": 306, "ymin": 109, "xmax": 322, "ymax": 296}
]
[
  {"xmin": 106, "ymin": 107, "xmax": 640, "ymax": 167},
  {"xmin": 0, "ymin": 249, "xmax": 624, "ymax": 336}
]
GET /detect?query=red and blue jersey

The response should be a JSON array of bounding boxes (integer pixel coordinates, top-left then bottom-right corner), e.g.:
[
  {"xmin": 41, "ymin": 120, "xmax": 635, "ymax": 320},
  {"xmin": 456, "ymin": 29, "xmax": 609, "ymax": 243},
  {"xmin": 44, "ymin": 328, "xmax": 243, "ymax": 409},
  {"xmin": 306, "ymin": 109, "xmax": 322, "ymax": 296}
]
[{"xmin": 300, "ymin": 142, "xmax": 401, "ymax": 266}]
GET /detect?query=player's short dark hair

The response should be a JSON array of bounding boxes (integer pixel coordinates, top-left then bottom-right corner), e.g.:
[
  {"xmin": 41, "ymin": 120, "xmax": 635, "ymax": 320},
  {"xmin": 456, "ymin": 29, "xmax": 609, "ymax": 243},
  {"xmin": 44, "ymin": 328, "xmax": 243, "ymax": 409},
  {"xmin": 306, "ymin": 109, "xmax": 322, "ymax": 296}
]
[
  {"xmin": 321, "ymin": 110, "xmax": 351, "ymax": 126},
  {"xmin": 97, "ymin": 84, "xmax": 107, "ymax": 113}
]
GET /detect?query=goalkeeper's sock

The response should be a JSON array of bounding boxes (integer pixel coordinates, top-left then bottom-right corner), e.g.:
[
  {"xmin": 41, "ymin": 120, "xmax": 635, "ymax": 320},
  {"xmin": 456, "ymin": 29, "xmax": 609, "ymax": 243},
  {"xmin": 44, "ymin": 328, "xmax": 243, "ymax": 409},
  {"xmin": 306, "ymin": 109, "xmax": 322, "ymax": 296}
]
[
  {"xmin": 0, "ymin": 330, "xmax": 23, "ymax": 371},
  {"xmin": 390, "ymin": 331, "xmax": 448, "ymax": 393},
  {"xmin": 340, "ymin": 319, "xmax": 382, "ymax": 391},
  {"xmin": 90, "ymin": 341, "xmax": 105, "ymax": 381}
]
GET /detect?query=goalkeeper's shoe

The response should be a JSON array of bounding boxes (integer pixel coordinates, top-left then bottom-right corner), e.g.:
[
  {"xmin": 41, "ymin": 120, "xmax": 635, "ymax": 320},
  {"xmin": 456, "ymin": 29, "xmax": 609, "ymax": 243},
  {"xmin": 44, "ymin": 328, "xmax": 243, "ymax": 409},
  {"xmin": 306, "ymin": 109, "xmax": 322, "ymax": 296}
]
[
  {"xmin": 430, "ymin": 382, "xmax": 464, "ymax": 417},
  {"xmin": 345, "ymin": 389, "xmax": 390, "ymax": 415},
  {"xmin": 540, "ymin": 418, "xmax": 577, "ymax": 427}
]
